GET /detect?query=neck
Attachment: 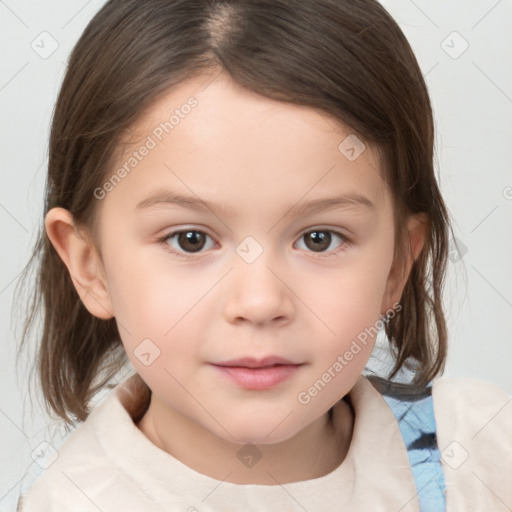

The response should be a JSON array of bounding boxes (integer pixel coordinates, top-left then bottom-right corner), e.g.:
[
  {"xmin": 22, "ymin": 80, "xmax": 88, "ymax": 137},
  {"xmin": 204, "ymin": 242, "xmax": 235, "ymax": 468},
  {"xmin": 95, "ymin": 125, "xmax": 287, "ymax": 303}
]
[{"xmin": 137, "ymin": 395, "xmax": 354, "ymax": 485}]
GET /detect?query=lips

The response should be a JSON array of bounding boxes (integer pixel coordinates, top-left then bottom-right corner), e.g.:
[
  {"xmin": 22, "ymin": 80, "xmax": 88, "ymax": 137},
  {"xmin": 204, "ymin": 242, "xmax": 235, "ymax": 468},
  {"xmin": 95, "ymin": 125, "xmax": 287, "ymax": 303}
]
[
  {"xmin": 212, "ymin": 356, "xmax": 298, "ymax": 368},
  {"xmin": 210, "ymin": 356, "xmax": 303, "ymax": 390}
]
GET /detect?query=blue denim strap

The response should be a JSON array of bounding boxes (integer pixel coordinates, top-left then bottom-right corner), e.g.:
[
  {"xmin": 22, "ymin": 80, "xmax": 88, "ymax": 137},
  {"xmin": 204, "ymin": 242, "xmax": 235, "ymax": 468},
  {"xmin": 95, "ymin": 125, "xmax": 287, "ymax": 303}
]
[{"xmin": 381, "ymin": 386, "xmax": 446, "ymax": 512}]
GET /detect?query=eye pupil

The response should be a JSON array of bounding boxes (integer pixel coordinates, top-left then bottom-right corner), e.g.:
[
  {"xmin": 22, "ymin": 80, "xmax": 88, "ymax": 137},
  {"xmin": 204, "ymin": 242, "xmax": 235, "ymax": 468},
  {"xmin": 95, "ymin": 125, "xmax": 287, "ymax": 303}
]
[
  {"xmin": 305, "ymin": 230, "xmax": 331, "ymax": 252},
  {"xmin": 168, "ymin": 229, "xmax": 342, "ymax": 256},
  {"xmin": 178, "ymin": 231, "xmax": 205, "ymax": 252}
]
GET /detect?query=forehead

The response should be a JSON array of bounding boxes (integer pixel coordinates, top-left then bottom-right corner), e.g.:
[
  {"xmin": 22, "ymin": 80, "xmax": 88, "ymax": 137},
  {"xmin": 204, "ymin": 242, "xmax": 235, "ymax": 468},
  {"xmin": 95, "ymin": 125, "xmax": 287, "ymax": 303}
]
[{"xmin": 103, "ymin": 71, "xmax": 390, "ymax": 219}]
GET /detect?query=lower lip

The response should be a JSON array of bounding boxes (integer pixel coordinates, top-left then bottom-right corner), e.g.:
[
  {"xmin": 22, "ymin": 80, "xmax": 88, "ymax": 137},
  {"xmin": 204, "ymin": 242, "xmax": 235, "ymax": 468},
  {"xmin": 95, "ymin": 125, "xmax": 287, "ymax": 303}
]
[{"xmin": 211, "ymin": 364, "xmax": 302, "ymax": 390}]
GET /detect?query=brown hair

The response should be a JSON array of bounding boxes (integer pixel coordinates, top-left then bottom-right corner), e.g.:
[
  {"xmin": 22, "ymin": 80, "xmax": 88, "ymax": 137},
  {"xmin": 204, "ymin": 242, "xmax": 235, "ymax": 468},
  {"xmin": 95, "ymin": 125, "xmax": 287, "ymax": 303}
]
[{"xmin": 15, "ymin": 0, "xmax": 453, "ymax": 423}]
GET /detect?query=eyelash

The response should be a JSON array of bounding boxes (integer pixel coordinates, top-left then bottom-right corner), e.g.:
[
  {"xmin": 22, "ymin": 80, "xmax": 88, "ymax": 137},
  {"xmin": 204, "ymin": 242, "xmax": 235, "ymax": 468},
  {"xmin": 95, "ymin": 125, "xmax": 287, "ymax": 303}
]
[{"xmin": 157, "ymin": 227, "xmax": 351, "ymax": 259}]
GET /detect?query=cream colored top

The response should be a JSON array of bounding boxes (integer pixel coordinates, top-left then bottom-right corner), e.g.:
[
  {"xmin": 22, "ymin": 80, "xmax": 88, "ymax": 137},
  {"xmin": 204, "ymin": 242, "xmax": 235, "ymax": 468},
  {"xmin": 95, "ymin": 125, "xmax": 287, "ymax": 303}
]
[{"xmin": 18, "ymin": 373, "xmax": 512, "ymax": 511}]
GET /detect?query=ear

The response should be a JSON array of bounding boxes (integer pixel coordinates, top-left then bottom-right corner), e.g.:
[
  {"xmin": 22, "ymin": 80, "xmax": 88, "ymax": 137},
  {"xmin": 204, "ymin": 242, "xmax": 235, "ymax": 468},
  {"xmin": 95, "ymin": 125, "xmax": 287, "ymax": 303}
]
[
  {"xmin": 44, "ymin": 207, "xmax": 114, "ymax": 319},
  {"xmin": 381, "ymin": 213, "xmax": 428, "ymax": 314}
]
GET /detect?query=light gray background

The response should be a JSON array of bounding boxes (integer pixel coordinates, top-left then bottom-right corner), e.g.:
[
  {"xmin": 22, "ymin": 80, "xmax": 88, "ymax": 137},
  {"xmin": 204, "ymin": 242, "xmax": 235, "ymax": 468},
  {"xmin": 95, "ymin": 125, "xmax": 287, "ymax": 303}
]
[{"xmin": 1, "ymin": 1, "xmax": 511, "ymax": 510}]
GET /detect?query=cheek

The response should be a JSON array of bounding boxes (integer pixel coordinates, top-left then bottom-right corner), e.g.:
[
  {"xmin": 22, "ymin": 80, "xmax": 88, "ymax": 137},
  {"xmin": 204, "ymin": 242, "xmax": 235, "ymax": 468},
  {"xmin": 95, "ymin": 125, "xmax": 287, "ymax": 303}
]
[
  {"xmin": 305, "ymin": 256, "xmax": 391, "ymax": 331},
  {"xmin": 105, "ymin": 254, "xmax": 212, "ymax": 368},
  {"xmin": 104, "ymin": 254, "xmax": 178, "ymax": 346},
  {"xmin": 299, "ymin": 254, "xmax": 392, "ymax": 383}
]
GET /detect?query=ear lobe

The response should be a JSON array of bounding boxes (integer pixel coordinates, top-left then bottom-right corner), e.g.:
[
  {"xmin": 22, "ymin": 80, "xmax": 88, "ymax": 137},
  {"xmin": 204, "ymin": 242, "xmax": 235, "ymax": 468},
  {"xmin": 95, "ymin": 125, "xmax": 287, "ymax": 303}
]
[
  {"xmin": 44, "ymin": 207, "xmax": 114, "ymax": 319},
  {"xmin": 381, "ymin": 213, "xmax": 428, "ymax": 314}
]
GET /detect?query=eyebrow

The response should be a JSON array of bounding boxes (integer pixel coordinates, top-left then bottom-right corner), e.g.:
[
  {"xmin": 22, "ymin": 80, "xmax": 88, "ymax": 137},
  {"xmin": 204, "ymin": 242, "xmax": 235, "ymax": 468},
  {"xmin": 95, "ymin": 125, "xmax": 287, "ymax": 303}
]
[{"xmin": 135, "ymin": 191, "xmax": 375, "ymax": 217}]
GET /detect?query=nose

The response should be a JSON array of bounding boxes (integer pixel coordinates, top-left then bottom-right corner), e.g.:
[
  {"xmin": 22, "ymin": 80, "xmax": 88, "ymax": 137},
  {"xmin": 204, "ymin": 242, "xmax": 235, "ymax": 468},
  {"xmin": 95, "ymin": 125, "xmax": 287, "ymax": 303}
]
[{"xmin": 222, "ymin": 247, "xmax": 294, "ymax": 327}]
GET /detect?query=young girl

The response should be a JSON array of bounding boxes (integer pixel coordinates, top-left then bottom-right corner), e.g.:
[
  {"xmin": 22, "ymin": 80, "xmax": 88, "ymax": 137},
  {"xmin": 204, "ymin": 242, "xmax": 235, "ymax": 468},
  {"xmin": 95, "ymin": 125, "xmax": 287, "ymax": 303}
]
[{"xmin": 15, "ymin": 0, "xmax": 512, "ymax": 510}]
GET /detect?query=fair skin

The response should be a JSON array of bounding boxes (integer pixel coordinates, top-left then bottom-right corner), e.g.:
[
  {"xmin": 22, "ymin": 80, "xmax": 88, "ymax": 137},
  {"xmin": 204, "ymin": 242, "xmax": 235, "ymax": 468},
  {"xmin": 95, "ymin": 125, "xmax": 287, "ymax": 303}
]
[{"xmin": 45, "ymin": 71, "xmax": 426, "ymax": 485}]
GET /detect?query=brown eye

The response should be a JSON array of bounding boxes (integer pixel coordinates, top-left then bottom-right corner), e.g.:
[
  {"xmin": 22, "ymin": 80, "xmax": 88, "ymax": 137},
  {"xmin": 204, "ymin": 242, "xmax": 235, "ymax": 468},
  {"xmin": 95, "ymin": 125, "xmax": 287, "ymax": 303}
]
[
  {"xmin": 296, "ymin": 229, "xmax": 347, "ymax": 254},
  {"xmin": 177, "ymin": 231, "xmax": 206, "ymax": 252},
  {"xmin": 304, "ymin": 231, "xmax": 331, "ymax": 252},
  {"xmin": 163, "ymin": 230, "xmax": 214, "ymax": 254}
]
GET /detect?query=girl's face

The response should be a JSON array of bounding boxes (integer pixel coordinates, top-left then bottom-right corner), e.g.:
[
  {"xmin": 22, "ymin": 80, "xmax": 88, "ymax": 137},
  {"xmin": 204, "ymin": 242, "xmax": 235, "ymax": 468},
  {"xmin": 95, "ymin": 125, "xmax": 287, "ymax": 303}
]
[{"xmin": 92, "ymin": 71, "xmax": 416, "ymax": 445}]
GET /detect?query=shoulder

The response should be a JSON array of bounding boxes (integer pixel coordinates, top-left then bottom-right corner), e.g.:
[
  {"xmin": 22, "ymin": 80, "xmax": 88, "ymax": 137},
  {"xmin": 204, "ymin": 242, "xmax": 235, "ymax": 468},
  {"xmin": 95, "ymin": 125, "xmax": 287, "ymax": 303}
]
[
  {"xmin": 431, "ymin": 376, "xmax": 512, "ymax": 507},
  {"xmin": 18, "ymin": 375, "xmax": 155, "ymax": 512},
  {"xmin": 432, "ymin": 374, "xmax": 511, "ymax": 398},
  {"xmin": 432, "ymin": 376, "xmax": 512, "ymax": 456},
  {"xmin": 18, "ymin": 408, "xmax": 115, "ymax": 511},
  {"xmin": 432, "ymin": 376, "xmax": 512, "ymax": 433}
]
